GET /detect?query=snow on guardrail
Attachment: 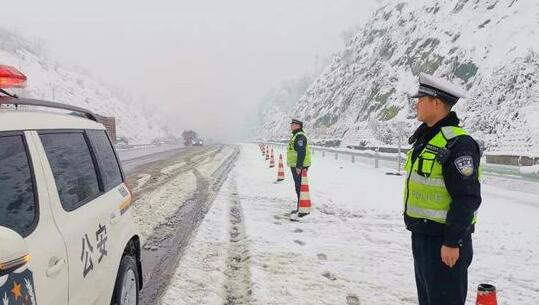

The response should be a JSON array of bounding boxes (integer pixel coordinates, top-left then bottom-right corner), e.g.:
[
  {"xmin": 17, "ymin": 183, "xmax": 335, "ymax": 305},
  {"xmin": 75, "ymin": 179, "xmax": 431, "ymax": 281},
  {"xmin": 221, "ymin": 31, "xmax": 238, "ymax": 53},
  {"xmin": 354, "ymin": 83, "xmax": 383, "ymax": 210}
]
[{"xmin": 520, "ymin": 164, "xmax": 539, "ymax": 176}]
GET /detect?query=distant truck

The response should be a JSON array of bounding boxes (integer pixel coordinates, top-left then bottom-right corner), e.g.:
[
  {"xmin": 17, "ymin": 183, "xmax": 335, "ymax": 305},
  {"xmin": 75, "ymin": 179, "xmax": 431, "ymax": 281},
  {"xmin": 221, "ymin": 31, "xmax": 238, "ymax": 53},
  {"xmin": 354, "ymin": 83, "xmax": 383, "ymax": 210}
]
[
  {"xmin": 96, "ymin": 115, "xmax": 117, "ymax": 144},
  {"xmin": 182, "ymin": 130, "xmax": 203, "ymax": 146}
]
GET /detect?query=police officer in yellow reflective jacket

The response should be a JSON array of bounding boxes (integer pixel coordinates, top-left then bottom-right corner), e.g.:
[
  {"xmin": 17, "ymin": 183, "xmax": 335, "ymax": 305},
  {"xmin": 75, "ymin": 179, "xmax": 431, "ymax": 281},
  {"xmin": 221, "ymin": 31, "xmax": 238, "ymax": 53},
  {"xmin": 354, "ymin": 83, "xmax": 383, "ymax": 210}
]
[
  {"xmin": 287, "ymin": 119, "xmax": 311, "ymax": 220},
  {"xmin": 405, "ymin": 73, "xmax": 482, "ymax": 305}
]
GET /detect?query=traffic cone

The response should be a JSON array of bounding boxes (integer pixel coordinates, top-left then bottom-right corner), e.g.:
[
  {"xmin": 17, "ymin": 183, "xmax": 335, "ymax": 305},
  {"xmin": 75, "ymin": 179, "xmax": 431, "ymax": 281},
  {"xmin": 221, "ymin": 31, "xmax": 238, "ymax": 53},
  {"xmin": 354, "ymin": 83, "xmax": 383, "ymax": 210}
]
[
  {"xmin": 476, "ymin": 284, "xmax": 497, "ymax": 305},
  {"xmin": 276, "ymin": 154, "xmax": 285, "ymax": 181},
  {"xmin": 269, "ymin": 150, "xmax": 275, "ymax": 168},
  {"xmin": 298, "ymin": 169, "xmax": 311, "ymax": 215}
]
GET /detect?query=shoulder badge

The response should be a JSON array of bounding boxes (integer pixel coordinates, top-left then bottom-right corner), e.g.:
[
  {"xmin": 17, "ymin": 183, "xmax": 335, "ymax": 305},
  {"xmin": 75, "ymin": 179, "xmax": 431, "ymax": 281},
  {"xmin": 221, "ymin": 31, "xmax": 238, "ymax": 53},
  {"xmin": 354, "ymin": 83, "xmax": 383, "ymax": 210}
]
[{"xmin": 454, "ymin": 156, "xmax": 474, "ymax": 176}]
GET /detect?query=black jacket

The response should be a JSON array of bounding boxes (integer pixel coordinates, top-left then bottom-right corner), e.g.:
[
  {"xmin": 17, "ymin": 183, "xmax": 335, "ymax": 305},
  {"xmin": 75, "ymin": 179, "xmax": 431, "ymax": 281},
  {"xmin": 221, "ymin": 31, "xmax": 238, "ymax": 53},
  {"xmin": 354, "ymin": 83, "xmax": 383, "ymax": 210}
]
[
  {"xmin": 405, "ymin": 112, "xmax": 482, "ymax": 247},
  {"xmin": 292, "ymin": 129, "xmax": 308, "ymax": 168}
]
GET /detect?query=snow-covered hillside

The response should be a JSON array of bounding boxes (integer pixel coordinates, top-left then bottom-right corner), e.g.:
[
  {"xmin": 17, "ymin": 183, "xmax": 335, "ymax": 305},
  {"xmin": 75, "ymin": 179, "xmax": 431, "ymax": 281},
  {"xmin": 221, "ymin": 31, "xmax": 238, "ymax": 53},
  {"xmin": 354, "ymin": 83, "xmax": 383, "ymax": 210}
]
[
  {"xmin": 0, "ymin": 28, "xmax": 167, "ymax": 144},
  {"xmin": 258, "ymin": 0, "xmax": 539, "ymax": 157},
  {"xmin": 250, "ymin": 76, "xmax": 314, "ymax": 140}
]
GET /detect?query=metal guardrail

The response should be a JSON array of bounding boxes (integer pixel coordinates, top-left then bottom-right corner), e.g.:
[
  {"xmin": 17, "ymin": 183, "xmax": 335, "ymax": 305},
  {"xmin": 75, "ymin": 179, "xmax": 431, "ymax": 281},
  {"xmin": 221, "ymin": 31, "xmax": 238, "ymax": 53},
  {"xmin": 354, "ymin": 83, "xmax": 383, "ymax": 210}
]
[{"xmin": 263, "ymin": 142, "xmax": 539, "ymax": 183}]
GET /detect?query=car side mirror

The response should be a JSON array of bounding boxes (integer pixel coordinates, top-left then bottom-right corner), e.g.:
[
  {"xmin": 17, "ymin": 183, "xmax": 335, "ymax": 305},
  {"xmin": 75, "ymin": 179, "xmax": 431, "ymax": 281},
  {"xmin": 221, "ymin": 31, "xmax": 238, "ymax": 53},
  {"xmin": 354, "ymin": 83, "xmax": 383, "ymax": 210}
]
[{"xmin": 0, "ymin": 227, "xmax": 30, "ymax": 277}]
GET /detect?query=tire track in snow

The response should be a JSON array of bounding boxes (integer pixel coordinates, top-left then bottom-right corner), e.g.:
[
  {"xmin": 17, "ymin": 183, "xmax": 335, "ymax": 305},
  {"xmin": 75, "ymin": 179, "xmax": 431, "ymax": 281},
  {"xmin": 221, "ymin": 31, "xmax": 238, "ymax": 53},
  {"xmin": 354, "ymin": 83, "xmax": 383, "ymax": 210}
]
[
  {"xmin": 139, "ymin": 146, "xmax": 240, "ymax": 305},
  {"xmin": 224, "ymin": 178, "xmax": 253, "ymax": 305}
]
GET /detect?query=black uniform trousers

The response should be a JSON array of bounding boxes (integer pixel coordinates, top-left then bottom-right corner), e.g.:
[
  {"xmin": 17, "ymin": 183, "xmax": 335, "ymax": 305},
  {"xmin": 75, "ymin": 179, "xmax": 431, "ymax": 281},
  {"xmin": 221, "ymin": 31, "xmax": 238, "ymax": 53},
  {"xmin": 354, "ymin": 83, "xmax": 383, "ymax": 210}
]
[
  {"xmin": 290, "ymin": 167, "xmax": 308, "ymax": 212},
  {"xmin": 412, "ymin": 233, "xmax": 473, "ymax": 305}
]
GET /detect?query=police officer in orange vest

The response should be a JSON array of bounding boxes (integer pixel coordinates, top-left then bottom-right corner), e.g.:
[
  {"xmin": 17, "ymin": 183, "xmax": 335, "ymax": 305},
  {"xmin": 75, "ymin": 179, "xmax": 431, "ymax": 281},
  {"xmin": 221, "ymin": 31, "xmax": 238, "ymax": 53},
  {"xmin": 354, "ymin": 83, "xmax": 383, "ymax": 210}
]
[{"xmin": 405, "ymin": 73, "xmax": 482, "ymax": 305}]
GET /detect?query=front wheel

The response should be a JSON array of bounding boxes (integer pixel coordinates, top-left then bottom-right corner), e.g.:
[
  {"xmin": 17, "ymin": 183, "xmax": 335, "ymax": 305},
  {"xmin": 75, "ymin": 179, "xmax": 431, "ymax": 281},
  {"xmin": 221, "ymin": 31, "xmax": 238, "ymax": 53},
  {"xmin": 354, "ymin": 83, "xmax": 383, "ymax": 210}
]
[{"xmin": 111, "ymin": 255, "xmax": 140, "ymax": 305}]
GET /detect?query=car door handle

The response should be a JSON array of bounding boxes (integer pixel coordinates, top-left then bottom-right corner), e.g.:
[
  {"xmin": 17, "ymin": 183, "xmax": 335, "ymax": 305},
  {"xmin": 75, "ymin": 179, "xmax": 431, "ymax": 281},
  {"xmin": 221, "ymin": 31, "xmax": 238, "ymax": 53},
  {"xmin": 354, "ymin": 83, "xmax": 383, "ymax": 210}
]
[
  {"xmin": 46, "ymin": 258, "xmax": 66, "ymax": 278},
  {"xmin": 110, "ymin": 212, "xmax": 118, "ymax": 225}
]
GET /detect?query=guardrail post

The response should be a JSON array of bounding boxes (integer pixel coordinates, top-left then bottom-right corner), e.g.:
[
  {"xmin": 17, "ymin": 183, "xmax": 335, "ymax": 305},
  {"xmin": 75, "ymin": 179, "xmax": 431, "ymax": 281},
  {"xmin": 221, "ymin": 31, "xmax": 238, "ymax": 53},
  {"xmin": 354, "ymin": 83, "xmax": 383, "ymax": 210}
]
[
  {"xmin": 375, "ymin": 148, "xmax": 379, "ymax": 169},
  {"xmin": 397, "ymin": 136, "xmax": 402, "ymax": 172}
]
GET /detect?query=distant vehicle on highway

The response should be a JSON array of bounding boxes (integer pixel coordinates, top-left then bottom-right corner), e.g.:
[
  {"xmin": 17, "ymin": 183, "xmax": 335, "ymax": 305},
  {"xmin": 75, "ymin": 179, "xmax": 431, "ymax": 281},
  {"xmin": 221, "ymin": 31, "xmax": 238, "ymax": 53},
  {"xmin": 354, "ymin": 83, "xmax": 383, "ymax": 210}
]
[
  {"xmin": 193, "ymin": 138, "xmax": 204, "ymax": 146},
  {"xmin": 182, "ymin": 130, "xmax": 203, "ymax": 146},
  {"xmin": 99, "ymin": 116, "xmax": 117, "ymax": 144},
  {"xmin": 0, "ymin": 64, "xmax": 142, "ymax": 305}
]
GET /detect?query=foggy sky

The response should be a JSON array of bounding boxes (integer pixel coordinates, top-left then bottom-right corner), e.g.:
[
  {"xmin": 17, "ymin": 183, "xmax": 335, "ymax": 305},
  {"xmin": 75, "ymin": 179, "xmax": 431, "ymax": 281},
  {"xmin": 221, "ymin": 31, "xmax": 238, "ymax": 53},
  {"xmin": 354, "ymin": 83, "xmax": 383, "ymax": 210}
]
[{"xmin": 2, "ymin": 0, "xmax": 381, "ymax": 141}]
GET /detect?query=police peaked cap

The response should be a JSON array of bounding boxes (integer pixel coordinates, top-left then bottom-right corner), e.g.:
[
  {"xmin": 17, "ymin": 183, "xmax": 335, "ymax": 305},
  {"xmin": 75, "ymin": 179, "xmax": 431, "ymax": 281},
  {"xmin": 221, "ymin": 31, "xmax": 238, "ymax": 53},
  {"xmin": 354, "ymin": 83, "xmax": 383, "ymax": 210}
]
[
  {"xmin": 411, "ymin": 73, "xmax": 468, "ymax": 105},
  {"xmin": 290, "ymin": 119, "xmax": 304, "ymax": 126}
]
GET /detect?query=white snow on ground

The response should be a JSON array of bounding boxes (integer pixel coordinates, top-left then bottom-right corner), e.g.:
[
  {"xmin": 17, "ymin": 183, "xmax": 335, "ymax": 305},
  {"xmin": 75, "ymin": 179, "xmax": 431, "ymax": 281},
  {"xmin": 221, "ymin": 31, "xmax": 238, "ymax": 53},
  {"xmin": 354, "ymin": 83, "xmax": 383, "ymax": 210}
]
[
  {"xmin": 196, "ymin": 146, "xmax": 236, "ymax": 176},
  {"xmin": 133, "ymin": 174, "xmax": 152, "ymax": 193},
  {"xmin": 159, "ymin": 177, "xmax": 230, "ymax": 305},
  {"xmin": 161, "ymin": 144, "xmax": 539, "ymax": 304},
  {"xmin": 520, "ymin": 165, "xmax": 539, "ymax": 176},
  {"xmin": 161, "ymin": 162, "xmax": 187, "ymax": 175},
  {"xmin": 159, "ymin": 146, "xmax": 246, "ymax": 305},
  {"xmin": 132, "ymin": 171, "xmax": 197, "ymax": 241},
  {"xmin": 132, "ymin": 146, "xmax": 237, "ymax": 242}
]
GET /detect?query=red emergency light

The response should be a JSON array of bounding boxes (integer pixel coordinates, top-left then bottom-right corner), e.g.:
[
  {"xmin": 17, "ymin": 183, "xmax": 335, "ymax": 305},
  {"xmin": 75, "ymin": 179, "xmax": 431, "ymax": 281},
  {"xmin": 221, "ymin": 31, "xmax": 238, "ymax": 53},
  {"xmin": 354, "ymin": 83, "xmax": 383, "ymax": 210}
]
[{"xmin": 0, "ymin": 65, "xmax": 27, "ymax": 89}]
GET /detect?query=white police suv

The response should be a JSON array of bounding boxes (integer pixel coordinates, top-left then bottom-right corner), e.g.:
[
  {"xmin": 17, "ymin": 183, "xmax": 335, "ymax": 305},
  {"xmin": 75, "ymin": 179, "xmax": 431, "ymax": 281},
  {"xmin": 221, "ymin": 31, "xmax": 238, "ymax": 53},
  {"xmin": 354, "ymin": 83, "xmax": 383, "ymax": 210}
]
[{"xmin": 0, "ymin": 65, "xmax": 142, "ymax": 305}]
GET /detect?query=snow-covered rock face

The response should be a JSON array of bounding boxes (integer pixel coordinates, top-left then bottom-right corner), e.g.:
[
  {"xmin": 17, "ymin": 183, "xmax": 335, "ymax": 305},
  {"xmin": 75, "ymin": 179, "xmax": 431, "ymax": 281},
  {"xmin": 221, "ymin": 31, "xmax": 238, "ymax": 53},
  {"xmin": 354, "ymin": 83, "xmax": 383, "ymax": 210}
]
[
  {"xmin": 262, "ymin": 0, "xmax": 539, "ymax": 156},
  {"xmin": 0, "ymin": 28, "xmax": 167, "ymax": 144}
]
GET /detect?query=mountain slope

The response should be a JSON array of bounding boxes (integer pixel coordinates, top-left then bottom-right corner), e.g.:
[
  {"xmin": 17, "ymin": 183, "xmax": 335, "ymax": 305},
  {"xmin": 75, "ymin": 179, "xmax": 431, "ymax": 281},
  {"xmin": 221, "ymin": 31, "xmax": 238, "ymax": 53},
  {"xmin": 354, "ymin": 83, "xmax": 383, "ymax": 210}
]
[
  {"xmin": 260, "ymin": 0, "xmax": 539, "ymax": 156},
  {"xmin": 250, "ymin": 76, "xmax": 313, "ymax": 140},
  {"xmin": 0, "ymin": 28, "xmax": 167, "ymax": 144}
]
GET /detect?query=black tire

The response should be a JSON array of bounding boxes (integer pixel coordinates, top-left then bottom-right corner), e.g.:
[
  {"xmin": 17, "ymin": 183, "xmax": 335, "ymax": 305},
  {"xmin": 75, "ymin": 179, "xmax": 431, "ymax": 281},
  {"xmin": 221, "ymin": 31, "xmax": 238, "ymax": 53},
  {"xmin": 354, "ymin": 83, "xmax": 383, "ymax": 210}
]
[{"xmin": 111, "ymin": 255, "xmax": 140, "ymax": 305}]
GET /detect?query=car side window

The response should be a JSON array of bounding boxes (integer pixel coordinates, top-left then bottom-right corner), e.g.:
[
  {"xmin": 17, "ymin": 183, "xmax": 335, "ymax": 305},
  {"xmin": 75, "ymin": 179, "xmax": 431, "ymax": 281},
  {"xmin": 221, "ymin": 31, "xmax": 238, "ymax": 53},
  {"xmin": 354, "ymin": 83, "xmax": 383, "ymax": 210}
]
[
  {"xmin": 40, "ymin": 132, "xmax": 100, "ymax": 211},
  {"xmin": 0, "ymin": 134, "xmax": 37, "ymax": 236},
  {"xmin": 86, "ymin": 129, "xmax": 123, "ymax": 191}
]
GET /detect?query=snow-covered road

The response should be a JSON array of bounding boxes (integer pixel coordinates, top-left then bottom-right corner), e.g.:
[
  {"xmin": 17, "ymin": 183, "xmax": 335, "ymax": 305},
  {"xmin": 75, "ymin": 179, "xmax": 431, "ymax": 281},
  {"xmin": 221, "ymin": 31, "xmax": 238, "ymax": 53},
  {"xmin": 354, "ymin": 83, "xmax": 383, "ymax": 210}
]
[
  {"xmin": 117, "ymin": 144, "xmax": 186, "ymax": 174},
  {"xmin": 159, "ymin": 144, "xmax": 539, "ymax": 305},
  {"xmin": 121, "ymin": 145, "xmax": 239, "ymax": 304}
]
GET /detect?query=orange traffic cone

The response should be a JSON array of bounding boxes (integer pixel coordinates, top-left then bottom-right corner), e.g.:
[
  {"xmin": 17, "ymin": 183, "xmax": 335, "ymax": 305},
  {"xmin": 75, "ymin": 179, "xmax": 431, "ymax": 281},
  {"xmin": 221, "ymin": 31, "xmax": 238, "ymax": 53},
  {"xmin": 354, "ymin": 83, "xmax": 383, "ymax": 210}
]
[
  {"xmin": 298, "ymin": 169, "xmax": 311, "ymax": 215},
  {"xmin": 269, "ymin": 150, "xmax": 275, "ymax": 168},
  {"xmin": 476, "ymin": 284, "xmax": 497, "ymax": 305},
  {"xmin": 276, "ymin": 154, "xmax": 285, "ymax": 181}
]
